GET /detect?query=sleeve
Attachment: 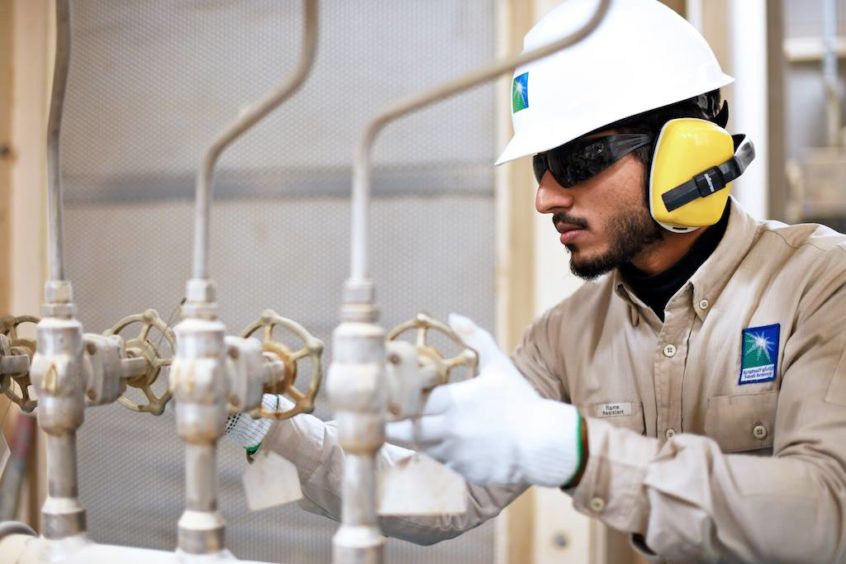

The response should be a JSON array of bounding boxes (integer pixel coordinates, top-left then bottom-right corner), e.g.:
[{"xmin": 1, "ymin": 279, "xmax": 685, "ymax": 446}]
[
  {"xmin": 263, "ymin": 411, "xmax": 528, "ymax": 546},
  {"xmin": 511, "ymin": 307, "xmax": 569, "ymax": 402},
  {"xmin": 568, "ymin": 278, "xmax": 846, "ymax": 562}
]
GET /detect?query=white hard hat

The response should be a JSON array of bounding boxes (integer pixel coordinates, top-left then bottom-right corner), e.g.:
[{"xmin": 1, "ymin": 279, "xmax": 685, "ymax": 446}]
[{"xmin": 496, "ymin": 0, "xmax": 734, "ymax": 165}]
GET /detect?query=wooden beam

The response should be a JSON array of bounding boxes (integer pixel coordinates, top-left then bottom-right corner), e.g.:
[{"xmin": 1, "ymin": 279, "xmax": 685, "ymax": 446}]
[
  {"xmin": 9, "ymin": 0, "xmax": 52, "ymax": 531},
  {"xmin": 0, "ymin": 0, "xmax": 13, "ymax": 315},
  {"xmin": 494, "ymin": 0, "xmax": 536, "ymax": 562}
]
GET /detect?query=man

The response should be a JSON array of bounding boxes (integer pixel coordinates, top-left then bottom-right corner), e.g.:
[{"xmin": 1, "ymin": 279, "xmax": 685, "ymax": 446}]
[{"xmin": 228, "ymin": 0, "xmax": 846, "ymax": 561}]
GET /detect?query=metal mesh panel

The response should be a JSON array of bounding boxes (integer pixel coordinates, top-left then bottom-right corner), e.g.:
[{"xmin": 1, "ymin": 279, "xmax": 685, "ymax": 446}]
[{"xmin": 63, "ymin": 1, "xmax": 497, "ymax": 562}]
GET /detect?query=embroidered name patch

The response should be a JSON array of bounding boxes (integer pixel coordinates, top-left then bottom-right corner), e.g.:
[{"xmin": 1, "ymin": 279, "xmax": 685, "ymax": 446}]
[
  {"xmin": 597, "ymin": 402, "xmax": 633, "ymax": 417},
  {"xmin": 512, "ymin": 72, "xmax": 529, "ymax": 113},
  {"xmin": 739, "ymin": 324, "xmax": 780, "ymax": 385}
]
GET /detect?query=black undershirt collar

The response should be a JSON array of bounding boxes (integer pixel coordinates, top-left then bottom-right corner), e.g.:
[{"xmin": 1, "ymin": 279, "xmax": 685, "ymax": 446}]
[{"xmin": 619, "ymin": 205, "xmax": 731, "ymax": 321}]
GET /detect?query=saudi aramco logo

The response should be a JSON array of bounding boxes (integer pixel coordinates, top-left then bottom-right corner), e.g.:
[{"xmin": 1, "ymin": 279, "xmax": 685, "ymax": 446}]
[
  {"xmin": 512, "ymin": 72, "xmax": 529, "ymax": 113},
  {"xmin": 739, "ymin": 324, "xmax": 780, "ymax": 385}
]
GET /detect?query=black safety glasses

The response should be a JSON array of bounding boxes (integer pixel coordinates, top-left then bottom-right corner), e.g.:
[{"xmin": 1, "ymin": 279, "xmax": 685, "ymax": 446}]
[{"xmin": 533, "ymin": 133, "xmax": 653, "ymax": 187}]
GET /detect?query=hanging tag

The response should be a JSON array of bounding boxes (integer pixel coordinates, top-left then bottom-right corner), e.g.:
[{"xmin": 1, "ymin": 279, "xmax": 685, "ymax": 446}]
[
  {"xmin": 378, "ymin": 453, "xmax": 467, "ymax": 515},
  {"xmin": 0, "ymin": 432, "xmax": 9, "ymax": 479},
  {"xmin": 242, "ymin": 450, "xmax": 302, "ymax": 511}
]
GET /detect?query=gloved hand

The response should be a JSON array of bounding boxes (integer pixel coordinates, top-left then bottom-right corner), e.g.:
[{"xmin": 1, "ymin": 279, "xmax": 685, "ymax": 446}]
[
  {"xmin": 225, "ymin": 394, "xmax": 295, "ymax": 453},
  {"xmin": 385, "ymin": 314, "xmax": 583, "ymax": 487}
]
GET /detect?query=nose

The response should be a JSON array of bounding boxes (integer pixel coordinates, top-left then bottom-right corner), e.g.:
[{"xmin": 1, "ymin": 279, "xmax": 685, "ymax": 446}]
[{"xmin": 535, "ymin": 171, "xmax": 574, "ymax": 214}]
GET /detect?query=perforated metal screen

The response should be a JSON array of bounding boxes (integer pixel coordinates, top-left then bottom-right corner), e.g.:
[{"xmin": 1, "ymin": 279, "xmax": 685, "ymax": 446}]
[{"xmin": 62, "ymin": 1, "xmax": 497, "ymax": 562}]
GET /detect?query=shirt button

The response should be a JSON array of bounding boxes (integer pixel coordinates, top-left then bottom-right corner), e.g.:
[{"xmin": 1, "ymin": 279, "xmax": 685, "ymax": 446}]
[
  {"xmin": 698, "ymin": 298, "xmax": 710, "ymax": 310},
  {"xmin": 663, "ymin": 344, "xmax": 677, "ymax": 358},
  {"xmin": 752, "ymin": 424, "xmax": 768, "ymax": 440},
  {"xmin": 665, "ymin": 428, "xmax": 676, "ymax": 439},
  {"xmin": 589, "ymin": 497, "xmax": 606, "ymax": 513}
]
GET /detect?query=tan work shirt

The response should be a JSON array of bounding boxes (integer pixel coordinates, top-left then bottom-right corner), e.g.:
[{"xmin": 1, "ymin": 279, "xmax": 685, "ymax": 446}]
[{"xmin": 267, "ymin": 200, "xmax": 846, "ymax": 562}]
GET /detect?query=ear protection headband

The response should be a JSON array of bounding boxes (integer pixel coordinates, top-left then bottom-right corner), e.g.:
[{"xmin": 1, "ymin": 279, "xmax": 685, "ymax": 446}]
[{"xmin": 649, "ymin": 118, "xmax": 755, "ymax": 232}]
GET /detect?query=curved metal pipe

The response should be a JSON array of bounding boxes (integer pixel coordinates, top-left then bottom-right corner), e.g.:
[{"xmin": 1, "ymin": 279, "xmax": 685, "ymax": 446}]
[
  {"xmin": 823, "ymin": 0, "xmax": 841, "ymax": 147},
  {"xmin": 46, "ymin": 0, "xmax": 71, "ymax": 282},
  {"xmin": 192, "ymin": 0, "xmax": 319, "ymax": 280},
  {"xmin": 347, "ymin": 0, "xmax": 611, "ymax": 290}
]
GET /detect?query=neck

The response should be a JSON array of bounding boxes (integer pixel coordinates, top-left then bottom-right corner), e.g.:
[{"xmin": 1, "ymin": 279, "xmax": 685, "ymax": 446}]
[{"xmin": 630, "ymin": 228, "xmax": 707, "ymax": 276}]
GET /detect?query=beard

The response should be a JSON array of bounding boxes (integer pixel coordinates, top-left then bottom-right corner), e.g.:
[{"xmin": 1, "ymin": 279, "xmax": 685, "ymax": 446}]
[{"xmin": 561, "ymin": 207, "xmax": 663, "ymax": 280}]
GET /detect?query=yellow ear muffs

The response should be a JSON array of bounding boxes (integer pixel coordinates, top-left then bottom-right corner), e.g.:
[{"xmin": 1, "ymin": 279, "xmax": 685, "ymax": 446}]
[{"xmin": 649, "ymin": 118, "xmax": 755, "ymax": 232}]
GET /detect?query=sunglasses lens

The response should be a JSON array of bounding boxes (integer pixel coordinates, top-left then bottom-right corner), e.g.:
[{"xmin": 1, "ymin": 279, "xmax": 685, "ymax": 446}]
[
  {"xmin": 534, "ymin": 134, "xmax": 652, "ymax": 188},
  {"xmin": 542, "ymin": 141, "xmax": 607, "ymax": 187}
]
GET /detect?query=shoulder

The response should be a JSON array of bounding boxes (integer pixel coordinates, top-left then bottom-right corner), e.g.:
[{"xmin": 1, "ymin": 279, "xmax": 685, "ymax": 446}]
[
  {"xmin": 753, "ymin": 220, "xmax": 846, "ymax": 285},
  {"xmin": 758, "ymin": 219, "xmax": 846, "ymax": 259},
  {"xmin": 743, "ymin": 220, "xmax": 846, "ymax": 322},
  {"xmin": 524, "ymin": 274, "xmax": 621, "ymax": 346}
]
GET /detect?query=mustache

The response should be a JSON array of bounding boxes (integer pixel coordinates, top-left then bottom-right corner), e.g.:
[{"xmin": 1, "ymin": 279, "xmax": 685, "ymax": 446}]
[{"xmin": 552, "ymin": 212, "xmax": 588, "ymax": 230}]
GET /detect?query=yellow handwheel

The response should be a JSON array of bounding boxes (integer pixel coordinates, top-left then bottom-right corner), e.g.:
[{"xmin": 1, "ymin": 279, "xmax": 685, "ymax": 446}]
[
  {"xmin": 241, "ymin": 309, "xmax": 323, "ymax": 420},
  {"xmin": 105, "ymin": 309, "xmax": 175, "ymax": 415}
]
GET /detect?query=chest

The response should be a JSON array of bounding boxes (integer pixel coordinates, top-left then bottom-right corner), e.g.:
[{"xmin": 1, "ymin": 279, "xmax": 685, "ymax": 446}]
[{"xmin": 567, "ymin": 297, "xmax": 786, "ymax": 454}]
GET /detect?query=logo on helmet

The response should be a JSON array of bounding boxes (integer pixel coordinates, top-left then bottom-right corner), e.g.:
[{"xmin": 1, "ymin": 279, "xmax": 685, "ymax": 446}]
[{"xmin": 512, "ymin": 73, "xmax": 529, "ymax": 113}]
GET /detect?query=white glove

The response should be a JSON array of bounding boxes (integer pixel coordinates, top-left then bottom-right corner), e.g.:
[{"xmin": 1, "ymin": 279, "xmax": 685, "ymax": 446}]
[
  {"xmin": 224, "ymin": 394, "xmax": 295, "ymax": 451},
  {"xmin": 385, "ymin": 314, "xmax": 583, "ymax": 487}
]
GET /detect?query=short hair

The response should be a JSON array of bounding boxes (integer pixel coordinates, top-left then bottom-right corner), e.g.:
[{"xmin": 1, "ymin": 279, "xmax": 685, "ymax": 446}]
[{"xmin": 597, "ymin": 89, "xmax": 727, "ymax": 166}]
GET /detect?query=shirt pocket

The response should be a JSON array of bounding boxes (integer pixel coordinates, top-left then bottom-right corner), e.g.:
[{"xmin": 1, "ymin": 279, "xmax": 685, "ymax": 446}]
[
  {"xmin": 704, "ymin": 391, "xmax": 778, "ymax": 453},
  {"xmin": 580, "ymin": 400, "xmax": 645, "ymax": 435}
]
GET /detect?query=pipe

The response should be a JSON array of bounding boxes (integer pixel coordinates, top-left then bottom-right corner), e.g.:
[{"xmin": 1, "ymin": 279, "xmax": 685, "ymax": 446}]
[
  {"xmin": 191, "ymin": 0, "xmax": 318, "ymax": 281},
  {"xmin": 346, "ymin": 0, "xmax": 612, "ymax": 292},
  {"xmin": 823, "ymin": 0, "xmax": 841, "ymax": 147},
  {"xmin": 0, "ymin": 532, "xmax": 274, "ymax": 564},
  {"xmin": 330, "ymin": 3, "xmax": 612, "ymax": 563},
  {"xmin": 46, "ymin": 0, "xmax": 71, "ymax": 282}
]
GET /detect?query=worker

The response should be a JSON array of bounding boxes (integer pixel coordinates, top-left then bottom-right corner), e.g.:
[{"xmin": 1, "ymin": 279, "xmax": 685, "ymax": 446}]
[{"xmin": 227, "ymin": 0, "xmax": 846, "ymax": 561}]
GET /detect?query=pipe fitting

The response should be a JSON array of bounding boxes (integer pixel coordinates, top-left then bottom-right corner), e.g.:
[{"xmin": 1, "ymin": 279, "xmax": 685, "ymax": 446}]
[
  {"xmin": 82, "ymin": 334, "xmax": 124, "ymax": 406},
  {"xmin": 223, "ymin": 336, "xmax": 264, "ymax": 412}
]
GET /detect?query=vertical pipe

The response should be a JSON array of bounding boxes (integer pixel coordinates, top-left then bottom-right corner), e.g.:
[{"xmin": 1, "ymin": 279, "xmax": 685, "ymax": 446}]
[
  {"xmin": 45, "ymin": 0, "xmax": 70, "ymax": 282},
  {"xmin": 191, "ymin": 0, "xmax": 318, "ymax": 281},
  {"xmin": 333, "ymin": 5, "xmax": 611, "ymax": 564},
  {"xmin": 184, "ymin": 444, "xmax": 217, "ymax": 513},
  {"xmin": 346, "ymin": 0, "xmax": 611, "ymax": 297},
  {"xmin": 823, "ymin": 0, "xmax": 841, "ymax": 147},
  {"xmin": 45, "ymin": 434, "xmax": 78, "ymax": 501},
  {"xmin": 41, "ymin": 432, "xmax": 85, "ymax": 540},
  {"xmin": 728, "ymin": 0, "xmax": 769, "ymax": 219}
]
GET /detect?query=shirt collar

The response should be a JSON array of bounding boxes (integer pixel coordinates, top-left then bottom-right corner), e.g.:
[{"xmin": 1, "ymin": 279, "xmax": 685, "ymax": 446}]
[{"xmin": 688, "ymin": 198, "xmax": 761, "ymax": 321}]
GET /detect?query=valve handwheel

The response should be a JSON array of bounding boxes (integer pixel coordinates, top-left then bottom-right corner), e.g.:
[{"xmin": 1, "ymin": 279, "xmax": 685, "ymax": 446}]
[
  {"xmin": 241, "ymin": 309, "xmax": 323, "ymax": 420},
  {"xmin": 105, "ymin": 309, "xmax": 175, "ymax": 415},
  {"xmin": 387, "ymin": 313, "xmax": 478, "ymax": 388},
  {"xmin": 0, "ymin": 315, "xmax": 39, "ymax": 412}
]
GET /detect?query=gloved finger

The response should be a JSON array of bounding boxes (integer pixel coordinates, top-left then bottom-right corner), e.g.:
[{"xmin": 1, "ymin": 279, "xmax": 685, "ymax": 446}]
[
  {"xmin": 448, "ymin": 313, "xmax": 510, "ymax": 370},
  {"xmin": 385, "ymin": 414, "xmax": 448, "ymax": 448},
  {"xmin": 418, "ymin": 384, "xmax": 453, "ymax": 415},
  {"xmin": 262, "ymin": 393, "xmax": 296, "ymax": 413}
]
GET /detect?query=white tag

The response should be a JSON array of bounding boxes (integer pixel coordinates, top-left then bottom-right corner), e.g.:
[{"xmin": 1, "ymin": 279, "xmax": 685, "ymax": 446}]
[
  {"xmin": 378, "ymin": 454, "xmax": 466, "ymax": 515},
  {"xmin": 0, "ymin": 432, "xmax": 9, "ymax": 480},
  {"xmin": 242, "ymin": 450, "xmax": 302, "ymax": 511},
  {"xmin": 597, "ymin": 402, "xmax": 632, "ymax": 417}
]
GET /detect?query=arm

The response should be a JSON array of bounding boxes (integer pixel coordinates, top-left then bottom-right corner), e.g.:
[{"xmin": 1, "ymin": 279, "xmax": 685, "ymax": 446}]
[{"xmin": 263, "ymin": 411, "xmax": 528, "ymax": 545}]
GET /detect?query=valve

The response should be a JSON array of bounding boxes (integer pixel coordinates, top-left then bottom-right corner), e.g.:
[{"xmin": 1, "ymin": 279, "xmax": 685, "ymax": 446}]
[
  {"xmin": 104, "ymin": 309, "xmax": 175, "ymax": 415},
  {"xmin": 240, "ymin": 309, "xmax": 323, "ymax": 419},
  {"xmin": 384, "ymin": 313, "xmax": 478, "ymax": 420},
  {"xmin": 0, "ymin": 315, "xmax": 39, "ymax": 413},
  {"xmin": 379, "ymin": 313, "xmax": 478, "ymax": 516}
]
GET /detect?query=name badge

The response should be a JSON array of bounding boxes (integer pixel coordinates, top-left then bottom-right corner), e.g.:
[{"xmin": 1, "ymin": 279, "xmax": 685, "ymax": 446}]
[{"xmin": 597, "ymin": 402, "xmax": 633, "ymax": 417}]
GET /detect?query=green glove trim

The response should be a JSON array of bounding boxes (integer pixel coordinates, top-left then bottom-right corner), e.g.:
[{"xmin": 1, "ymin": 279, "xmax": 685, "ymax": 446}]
[{"xmin": 245, "ymin": 442, "xmax": 263, "ymax": 463}]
